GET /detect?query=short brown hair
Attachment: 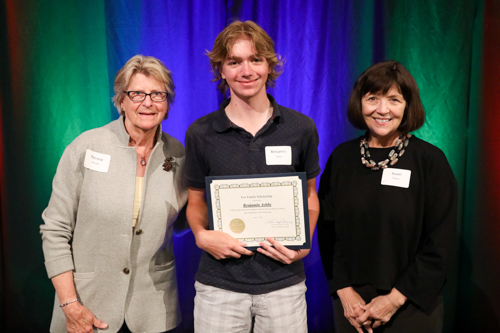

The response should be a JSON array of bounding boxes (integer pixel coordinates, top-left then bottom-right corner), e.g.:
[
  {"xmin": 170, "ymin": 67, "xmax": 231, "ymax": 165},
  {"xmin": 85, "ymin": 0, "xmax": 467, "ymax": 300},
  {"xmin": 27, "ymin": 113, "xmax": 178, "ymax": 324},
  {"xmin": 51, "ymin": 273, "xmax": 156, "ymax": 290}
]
[
  {"xmin": 207, "ymin": 20, "xmax": 283, "ymax": 95},
  {"xmin": 347, "ymin": 60, "xmax": 425, "ymax": 133},
  {"xmin": 112, "ymin": 55, "xmax": 175, "ymax": 115}
]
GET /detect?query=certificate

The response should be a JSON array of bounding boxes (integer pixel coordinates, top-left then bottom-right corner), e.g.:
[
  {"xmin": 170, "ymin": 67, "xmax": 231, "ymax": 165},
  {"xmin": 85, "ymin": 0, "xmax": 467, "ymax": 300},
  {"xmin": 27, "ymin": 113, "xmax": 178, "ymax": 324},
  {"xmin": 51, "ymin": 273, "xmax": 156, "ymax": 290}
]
[{"xmin": 205, "ymin": 173, "xmax": 310, "ymax": 250}]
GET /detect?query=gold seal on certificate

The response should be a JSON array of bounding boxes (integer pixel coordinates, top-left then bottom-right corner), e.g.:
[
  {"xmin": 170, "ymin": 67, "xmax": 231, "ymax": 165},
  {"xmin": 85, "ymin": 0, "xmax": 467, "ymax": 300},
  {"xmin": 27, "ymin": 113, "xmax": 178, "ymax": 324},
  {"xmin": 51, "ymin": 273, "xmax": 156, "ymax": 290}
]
[
  {"xmin": 230, "ymin": 218, "xmax": 246, "ymax": 233},
  {"xmin": 205, "ymin": 173, "xmax": 310, "ymax": 250}
]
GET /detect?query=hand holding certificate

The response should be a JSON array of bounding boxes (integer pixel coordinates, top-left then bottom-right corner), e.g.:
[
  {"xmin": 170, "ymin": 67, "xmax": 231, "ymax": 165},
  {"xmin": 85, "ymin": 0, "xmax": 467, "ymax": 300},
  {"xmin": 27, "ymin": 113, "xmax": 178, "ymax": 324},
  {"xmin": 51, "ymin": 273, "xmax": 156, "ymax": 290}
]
[{"xmin": 205, "ymin": 173, "xmax": 310, "ymax": 250}]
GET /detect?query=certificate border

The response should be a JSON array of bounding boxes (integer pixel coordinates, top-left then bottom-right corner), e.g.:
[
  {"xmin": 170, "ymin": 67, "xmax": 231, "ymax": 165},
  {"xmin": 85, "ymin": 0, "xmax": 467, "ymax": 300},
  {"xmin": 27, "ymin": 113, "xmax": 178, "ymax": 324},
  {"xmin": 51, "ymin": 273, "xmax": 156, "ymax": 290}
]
[{"xmin": 205, "ymin": 172, "xmax": 310, "ymax": 250}]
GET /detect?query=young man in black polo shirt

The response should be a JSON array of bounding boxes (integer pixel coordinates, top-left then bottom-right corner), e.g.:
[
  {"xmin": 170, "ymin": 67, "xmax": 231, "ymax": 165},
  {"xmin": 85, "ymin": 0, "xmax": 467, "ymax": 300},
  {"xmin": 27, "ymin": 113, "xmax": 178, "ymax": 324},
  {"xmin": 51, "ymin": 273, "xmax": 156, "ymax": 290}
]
[{"xmin": 185, "ymin": 20, "xmax": 320, "ymax": 332}]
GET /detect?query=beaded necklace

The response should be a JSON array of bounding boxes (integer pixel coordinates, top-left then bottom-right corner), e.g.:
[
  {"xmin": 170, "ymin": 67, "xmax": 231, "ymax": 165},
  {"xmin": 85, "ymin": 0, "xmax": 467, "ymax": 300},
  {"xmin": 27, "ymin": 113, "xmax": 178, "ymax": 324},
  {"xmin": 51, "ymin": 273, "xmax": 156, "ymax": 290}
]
[{"xmin": 360, "ymin": 133, "xmax": 411, "ymax": 171}]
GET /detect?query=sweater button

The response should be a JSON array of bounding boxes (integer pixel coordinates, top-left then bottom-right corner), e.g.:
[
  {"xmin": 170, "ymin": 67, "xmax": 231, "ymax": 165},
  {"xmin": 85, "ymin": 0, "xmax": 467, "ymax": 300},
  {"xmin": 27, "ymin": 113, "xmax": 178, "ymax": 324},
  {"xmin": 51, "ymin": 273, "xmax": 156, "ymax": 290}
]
[
  {"xmin": 123, "ymin": 268, "xmax": 130, "ymax": 274},
  {"xmin": 135, "ymin": 229, "xmax": 143, "ymax": 235}
]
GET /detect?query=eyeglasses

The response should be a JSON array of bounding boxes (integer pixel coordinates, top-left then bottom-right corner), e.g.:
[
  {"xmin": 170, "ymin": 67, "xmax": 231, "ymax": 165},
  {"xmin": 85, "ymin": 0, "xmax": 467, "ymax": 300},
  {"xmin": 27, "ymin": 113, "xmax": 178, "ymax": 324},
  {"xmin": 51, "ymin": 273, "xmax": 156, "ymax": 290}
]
[{"xmin": 124, "ymin": 91, "xmax": 168, "ymax": 102}]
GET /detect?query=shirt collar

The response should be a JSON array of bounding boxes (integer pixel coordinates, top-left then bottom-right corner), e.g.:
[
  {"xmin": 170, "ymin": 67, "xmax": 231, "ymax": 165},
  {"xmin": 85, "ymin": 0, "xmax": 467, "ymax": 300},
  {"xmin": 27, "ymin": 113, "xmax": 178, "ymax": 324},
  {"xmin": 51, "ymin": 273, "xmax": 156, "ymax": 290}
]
[
  {"xmin": 212, "ymin": 94, "xmax": 282, "ymax": 133},
  {"xmin": 111, "ymin": 115, "xmax": 162, "ymax": 146}
]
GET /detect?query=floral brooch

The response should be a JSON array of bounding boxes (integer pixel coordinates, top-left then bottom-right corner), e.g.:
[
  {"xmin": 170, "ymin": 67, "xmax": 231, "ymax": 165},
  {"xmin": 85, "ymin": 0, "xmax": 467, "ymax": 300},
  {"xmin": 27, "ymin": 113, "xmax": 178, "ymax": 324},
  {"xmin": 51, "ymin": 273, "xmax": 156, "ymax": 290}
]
[{"xmin": 163, "ymin": 157, "xmax": 174, "ymax": 171}]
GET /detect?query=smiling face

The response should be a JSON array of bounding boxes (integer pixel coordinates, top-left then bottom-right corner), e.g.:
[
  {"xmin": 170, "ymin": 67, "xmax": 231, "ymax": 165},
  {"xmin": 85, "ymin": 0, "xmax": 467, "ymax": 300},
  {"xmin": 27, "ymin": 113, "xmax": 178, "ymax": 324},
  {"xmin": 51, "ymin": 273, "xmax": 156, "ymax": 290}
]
[
  {"xmin": 121, "ymin": 72, "xmax": 168, "ymax": 135},
  {"xmin": 220, "ymin": 38, "xmax": 269, "ymax": 102},
  {"xmin": 362, "ymin": 85, "xmax": 406, "ymax": 147}
]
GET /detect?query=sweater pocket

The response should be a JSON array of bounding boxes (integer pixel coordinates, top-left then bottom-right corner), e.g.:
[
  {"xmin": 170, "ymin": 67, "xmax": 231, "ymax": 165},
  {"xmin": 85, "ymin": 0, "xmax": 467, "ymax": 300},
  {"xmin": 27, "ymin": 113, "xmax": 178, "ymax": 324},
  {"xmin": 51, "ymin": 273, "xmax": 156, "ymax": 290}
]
[
  {"xmin": 154, "ymin": 259, "xmax": 174, "ymax": 272},
  {"xmin": 74, "ymin": 271, "xmax": 95, "ymax": 279},
  {"xmin": 152, "ymin": 260, "xmax": 176, "ymax": 292},
  {"xmin": 73, "ymin": 271, "xmax": 96, "ymax": 305}
]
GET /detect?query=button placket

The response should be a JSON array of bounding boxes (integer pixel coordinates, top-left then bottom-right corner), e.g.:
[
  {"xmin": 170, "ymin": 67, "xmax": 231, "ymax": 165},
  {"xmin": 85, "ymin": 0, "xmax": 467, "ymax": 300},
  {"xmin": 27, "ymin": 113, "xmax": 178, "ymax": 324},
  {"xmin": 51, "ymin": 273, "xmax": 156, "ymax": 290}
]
[{"xmin": 249, "ymin": 137, "xmax": 259, "ymax": 152}]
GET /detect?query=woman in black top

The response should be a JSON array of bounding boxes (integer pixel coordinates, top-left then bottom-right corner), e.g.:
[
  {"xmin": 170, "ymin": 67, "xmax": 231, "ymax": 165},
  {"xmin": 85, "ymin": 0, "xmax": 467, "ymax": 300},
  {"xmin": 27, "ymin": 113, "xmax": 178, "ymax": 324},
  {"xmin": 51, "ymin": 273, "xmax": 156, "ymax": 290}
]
[{"xmin": 317, "ymin": 61, "xmax": 457, "ymax": 333}]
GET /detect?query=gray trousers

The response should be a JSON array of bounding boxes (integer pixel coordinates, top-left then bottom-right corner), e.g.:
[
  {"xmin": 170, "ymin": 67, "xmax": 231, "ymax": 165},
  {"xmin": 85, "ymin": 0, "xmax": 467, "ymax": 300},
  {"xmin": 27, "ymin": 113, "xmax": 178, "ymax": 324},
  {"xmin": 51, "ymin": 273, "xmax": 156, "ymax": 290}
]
[{"xmin": 194, "ymin": 281, "xmax": 308, "ymax": 333}]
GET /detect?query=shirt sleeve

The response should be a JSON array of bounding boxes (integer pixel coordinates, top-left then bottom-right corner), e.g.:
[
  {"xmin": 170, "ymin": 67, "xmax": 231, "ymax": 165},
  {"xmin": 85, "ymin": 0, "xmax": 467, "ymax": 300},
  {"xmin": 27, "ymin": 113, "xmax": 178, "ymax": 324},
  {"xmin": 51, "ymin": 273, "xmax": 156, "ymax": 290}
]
[
  {"xmin": 394, "ymin": 149, "xmax": 458, "ymax": 312},
  {"xmin": 40, "ymin": 144, "xmax": 82, "ymax": 278},
  {"xmin": 184, "ymin": 123, "xmax": 209, "ymax": 189},
  {"xmin": 317, "ymin": 150, "xmax": 351, "ymax": 295}
]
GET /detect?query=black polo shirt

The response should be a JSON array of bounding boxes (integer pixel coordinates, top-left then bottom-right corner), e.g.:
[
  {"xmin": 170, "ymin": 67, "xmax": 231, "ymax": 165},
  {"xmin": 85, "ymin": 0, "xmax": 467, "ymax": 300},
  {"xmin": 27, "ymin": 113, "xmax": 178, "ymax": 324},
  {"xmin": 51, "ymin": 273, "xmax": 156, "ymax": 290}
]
[{"xmin": 185, "ymin": 94, "xmax": 320, "ymax": 294}]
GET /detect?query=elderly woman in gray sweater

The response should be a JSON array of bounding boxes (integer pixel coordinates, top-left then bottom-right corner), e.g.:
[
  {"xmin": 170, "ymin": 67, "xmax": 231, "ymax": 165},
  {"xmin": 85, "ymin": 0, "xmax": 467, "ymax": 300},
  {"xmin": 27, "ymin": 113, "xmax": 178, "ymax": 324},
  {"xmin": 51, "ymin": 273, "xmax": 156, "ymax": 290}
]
[{"xmin": 40, "ymin": 55, "xmax": 188, "ymax": 333}]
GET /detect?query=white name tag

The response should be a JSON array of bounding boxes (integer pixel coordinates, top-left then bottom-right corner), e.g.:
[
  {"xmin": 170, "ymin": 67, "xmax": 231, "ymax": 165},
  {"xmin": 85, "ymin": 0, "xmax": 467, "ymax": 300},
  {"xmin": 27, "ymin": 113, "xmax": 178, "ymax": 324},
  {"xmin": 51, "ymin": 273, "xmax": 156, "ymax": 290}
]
[
  {"xmin": 84, "ymin": 149, "xmax": 111, "ymax": 173},
  {"xmin": 381, "ymin": 168, "xmax": 411, "ymax": 188},
  {"xmin": 265, "ymin": 146, "xmax": 292, "ymax": 165}
]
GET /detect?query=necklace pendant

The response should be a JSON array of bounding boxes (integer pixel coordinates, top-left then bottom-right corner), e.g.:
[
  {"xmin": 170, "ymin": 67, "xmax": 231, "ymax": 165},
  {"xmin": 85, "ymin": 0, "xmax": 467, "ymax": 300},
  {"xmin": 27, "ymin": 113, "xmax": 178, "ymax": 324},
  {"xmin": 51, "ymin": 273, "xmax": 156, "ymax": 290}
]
[{"xmin": 141, "ymin": 158, "xmax": 146, "ymax": 166}]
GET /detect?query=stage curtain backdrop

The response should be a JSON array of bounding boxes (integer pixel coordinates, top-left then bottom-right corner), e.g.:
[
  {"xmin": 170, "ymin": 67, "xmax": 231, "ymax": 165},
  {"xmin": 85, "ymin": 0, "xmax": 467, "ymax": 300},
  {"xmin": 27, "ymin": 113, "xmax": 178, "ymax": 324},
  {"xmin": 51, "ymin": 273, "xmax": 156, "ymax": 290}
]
[{"xmin": 1, "ymin": 0, "xmax": 498, "ymax": 332}]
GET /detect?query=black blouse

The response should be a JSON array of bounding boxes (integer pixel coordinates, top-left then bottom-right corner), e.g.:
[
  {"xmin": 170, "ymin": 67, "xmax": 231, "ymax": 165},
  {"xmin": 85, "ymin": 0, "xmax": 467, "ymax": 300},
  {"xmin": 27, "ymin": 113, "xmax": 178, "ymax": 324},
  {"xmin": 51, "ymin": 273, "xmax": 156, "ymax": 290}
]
[{"xmin": 317, "ymin": 136, "xmax": 458, "ymax": 312}]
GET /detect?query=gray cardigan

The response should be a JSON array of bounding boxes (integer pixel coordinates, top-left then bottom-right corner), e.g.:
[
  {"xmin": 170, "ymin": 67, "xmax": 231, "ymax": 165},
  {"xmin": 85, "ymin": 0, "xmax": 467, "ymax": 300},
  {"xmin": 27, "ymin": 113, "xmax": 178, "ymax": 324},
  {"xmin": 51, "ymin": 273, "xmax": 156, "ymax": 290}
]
[{"xmin": 40, "ymin": 116, "xmax": 188, "ymax": 333}]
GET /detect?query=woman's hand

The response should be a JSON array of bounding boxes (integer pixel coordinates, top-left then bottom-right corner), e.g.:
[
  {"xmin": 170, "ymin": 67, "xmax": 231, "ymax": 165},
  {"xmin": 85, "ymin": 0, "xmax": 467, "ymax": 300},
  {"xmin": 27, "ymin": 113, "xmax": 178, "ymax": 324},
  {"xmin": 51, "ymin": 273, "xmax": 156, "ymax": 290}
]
[
  {"xmin": 62, "ymin": 302, "xmax": 107, "ymax": 333},
  {"xmin": 51, "ymin": 271, "xmax": 107, "ymax": 333},
  {"xmin": 337, "ymin": 287, "xmax": 371, "ymax": 333},
  {"xmin": 257, "ymin": 237, "xmax": 309, "ymax": 264},
  {"xmin": 357, "ymin": 288, "xmax": 407, "ymax": 329},
  {"xmin": 195, "ymin": 229, "xmax": 253, "ymax": 259}
]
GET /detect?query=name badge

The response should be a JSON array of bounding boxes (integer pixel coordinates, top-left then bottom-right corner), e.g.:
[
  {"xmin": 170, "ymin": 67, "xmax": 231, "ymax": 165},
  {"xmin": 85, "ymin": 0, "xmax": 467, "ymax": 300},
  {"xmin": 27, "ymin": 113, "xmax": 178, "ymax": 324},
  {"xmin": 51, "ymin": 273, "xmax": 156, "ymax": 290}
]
[
  {"xmin": 265, "ymin": 146, "xmax": 292, "ymax": 165},
  {"xmin": 381, "ymin": 168, "xmax": 411, "ymax": 188},
  {"xmin": 84, "ymin": 149, "xmax": 111, "ymax": 173}
]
